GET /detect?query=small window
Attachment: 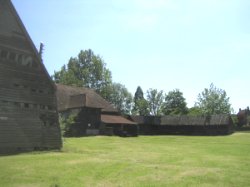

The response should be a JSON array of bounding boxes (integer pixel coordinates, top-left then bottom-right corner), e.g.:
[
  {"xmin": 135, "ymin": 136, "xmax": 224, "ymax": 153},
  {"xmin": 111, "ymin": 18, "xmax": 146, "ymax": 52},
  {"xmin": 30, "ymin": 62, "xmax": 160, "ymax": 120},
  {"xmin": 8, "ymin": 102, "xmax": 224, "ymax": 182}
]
[
  {"xmin": 14, "ymin": 102, "xmax": 20, "ymax": 107},
  {"xmin": 17, "ymin": 54, "xmax": 23, "ymax": 64},
  {"xmin": 31, "ymin": 88, "xmax": 36, "ymax": 93},
  {"xmin": 33, "ymin": 104, "xmax": 38, "ymax": 109},
  {"xmin": 48, "ymin": 105, "xmax": 53, "ymax": 110},
  {"xmin": 24, "ymin": 103, "xmax": 29, "ymax": 108},
  {"xmin": 9, "ymin": 52, "xmax": 16, "ymax": 61},
  {"xmin": 13, "ymin": 83, "xmax": 19, "ymax": 87},
  {"xmin": 1, "ymin": 50, "xmax": 8, "ymax": 59},
  {"xmin": 40, "ymin": 105, "xmax": 45, "ymax": 110}
]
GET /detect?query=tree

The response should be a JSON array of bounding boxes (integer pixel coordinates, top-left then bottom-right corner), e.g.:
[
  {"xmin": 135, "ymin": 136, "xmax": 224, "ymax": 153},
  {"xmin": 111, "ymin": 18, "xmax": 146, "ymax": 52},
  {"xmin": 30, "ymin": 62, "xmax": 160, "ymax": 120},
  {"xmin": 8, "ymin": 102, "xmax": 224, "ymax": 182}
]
[
  {"xmin": 108, "ymin": 83, "xmax": 133, "ymax": 114},
  {"xmin": 195, "ymin": 83, "xmax": 232, "ymax": 115},
  {"xmin": 134, "ymin": 86, "xmax": 144, "ymax": 101},
  {"xmin": 146, "ymin": 89, "xmax": 164, "ymax": 116},
  {"xmin": 52, "ymin": 49, "xmax": 134, "ymax": 114},
  {"xmin": 132, "ymin": 86, "xmax": 149, "ymax": 115},
  {"xmin": 52, "ymin": 49, "xmax": 112, "ymax": 98},
  {"xmin": 59, "ymin": 113, "xmax": 77, "ymax": 137},
  {"xmin": 163, "ymin": 89, "xmax": 188, "ymax": 115},
  {"xmin": 187, "ymin": 107, "xmax": 203, "ymax": 116}
]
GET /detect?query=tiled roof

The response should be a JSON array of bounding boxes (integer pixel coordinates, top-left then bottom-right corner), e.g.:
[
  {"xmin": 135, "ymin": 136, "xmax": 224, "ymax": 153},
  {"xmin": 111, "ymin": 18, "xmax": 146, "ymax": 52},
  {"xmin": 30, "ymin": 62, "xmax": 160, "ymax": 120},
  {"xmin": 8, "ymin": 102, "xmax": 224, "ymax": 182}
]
[
  {"xmin": 56, "ymin": 84, "xmax": 118, "ymax": 113},
  {"xmin": 101, "ymin": 114, "xmax": 137, "ymax": 125},
  {"xmin": 130, "ymin": 115, "xmax": 232, "ymax": 126}
]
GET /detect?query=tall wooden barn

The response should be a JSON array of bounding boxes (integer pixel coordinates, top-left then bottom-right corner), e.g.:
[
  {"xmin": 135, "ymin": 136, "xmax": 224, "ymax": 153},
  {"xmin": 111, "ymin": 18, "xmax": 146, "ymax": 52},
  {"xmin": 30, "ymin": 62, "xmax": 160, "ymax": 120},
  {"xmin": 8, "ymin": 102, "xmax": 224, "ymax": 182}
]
[
  {"xmin": 56, "ymin": 84, "xmax": 138, "ymax": 137},
  {"xmin": 0, "ymin": 0, "xmax": 62, "ymax": 153}
]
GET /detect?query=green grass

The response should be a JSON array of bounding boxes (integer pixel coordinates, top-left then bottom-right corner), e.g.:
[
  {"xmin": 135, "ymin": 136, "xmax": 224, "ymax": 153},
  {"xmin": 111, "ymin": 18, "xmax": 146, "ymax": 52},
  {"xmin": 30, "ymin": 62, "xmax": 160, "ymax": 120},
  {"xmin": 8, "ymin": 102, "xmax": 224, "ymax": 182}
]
[{"xmin": 1, "ymin": 132, "xmax": 250, "ymax": 187}]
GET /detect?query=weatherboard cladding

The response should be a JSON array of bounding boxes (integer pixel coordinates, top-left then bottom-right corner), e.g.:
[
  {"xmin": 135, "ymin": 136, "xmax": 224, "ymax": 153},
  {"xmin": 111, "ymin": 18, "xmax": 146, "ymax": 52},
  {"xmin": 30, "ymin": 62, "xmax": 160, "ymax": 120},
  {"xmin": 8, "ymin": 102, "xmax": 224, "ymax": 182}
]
[
  {"xmin": 0, "ymin": 0, "xmax": 61, "ymax": 153},
  {"xmin": 160, "ymin": 115, "xmax": 232, "ymax": 126},
  {"xmin": 131, "ymin": 115, "xmax": 232, "ymax": 126},
  {"xmin": 130, "ymin": 115, "xmax": 233, "ymax": 135}
]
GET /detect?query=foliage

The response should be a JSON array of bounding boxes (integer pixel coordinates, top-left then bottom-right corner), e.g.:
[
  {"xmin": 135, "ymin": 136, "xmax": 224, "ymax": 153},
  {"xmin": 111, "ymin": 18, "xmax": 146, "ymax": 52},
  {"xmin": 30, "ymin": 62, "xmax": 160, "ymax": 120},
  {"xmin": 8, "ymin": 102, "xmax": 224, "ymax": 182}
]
[
  {"xmin": 134, "ymin": 99, "xmax": 150, "ymax": 116},
  {"xmin": 187, "ymin": 106, "xmax": 203, "ymax": 116},
  {"xmin": 134, "ymin": 86, "xmax": 144, "ymax": 101},
  {"xmin": 59, "ymin": 113, "xmax": 77, "ymax": 137},
  {"xmin": 146, "ymin": 89, "xmax": 164, "ymax": 116},
  {"xmin": 52, "ymin": 49, "xmax": 112, "ymax": 98},
  {"xmin": 52, "ymin": 49, "xmax": 133, "ymax": 114},
  {"xmin": 163, "ymin": 89, "xmax": 188, "ymax": 115},
  {"xmin": 231, "ymin": 114, "xmax": 239, "ymax": 127},
  {"xmin": 107, "ymin": 83, "xmax": 133, "ymax": 114},
  {"xmin": 1, "ymin": 134, "xmax": 250, "ymax": 187},
  {"xmin": 195, "ymin": 83, "xmax": 232, "ymax": 116},
  {"xmin": 132, "ymin": 86, "xmax": 150, "ymax": 115}
]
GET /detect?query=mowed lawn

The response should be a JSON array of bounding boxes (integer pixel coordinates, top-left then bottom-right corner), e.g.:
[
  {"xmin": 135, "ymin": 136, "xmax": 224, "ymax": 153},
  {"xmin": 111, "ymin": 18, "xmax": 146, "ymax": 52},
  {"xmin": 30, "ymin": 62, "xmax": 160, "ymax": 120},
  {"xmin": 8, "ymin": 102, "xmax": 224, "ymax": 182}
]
[{"xmin": 1, "ymin": 133, "xmax": 250, "ymax": 187}]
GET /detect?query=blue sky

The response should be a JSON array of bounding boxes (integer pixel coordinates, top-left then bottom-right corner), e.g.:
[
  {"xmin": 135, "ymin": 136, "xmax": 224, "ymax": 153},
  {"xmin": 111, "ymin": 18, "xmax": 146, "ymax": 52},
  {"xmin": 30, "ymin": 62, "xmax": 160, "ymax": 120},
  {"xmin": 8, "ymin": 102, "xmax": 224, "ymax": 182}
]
[{"xmin": 12, "ymin": 0, "xmax": 250, "ymax": 112}]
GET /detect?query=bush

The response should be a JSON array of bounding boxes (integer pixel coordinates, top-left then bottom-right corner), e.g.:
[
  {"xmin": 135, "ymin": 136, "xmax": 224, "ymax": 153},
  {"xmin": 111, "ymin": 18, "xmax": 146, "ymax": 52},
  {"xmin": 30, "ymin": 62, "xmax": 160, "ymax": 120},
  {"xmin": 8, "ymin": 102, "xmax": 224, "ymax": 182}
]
[
  {"xmin": 59, "ymin": 114, "xmax": 77, "ymax": 136},
  {"xmin": 231, "ymin": 114, "xmax": 239, "ymax": 127}
]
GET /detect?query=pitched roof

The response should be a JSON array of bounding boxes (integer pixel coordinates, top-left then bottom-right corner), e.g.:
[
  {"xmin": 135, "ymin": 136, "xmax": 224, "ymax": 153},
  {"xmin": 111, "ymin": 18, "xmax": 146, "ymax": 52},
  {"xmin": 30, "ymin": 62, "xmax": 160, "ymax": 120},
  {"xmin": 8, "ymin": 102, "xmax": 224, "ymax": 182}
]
[
  {"xmin": 56, "ymin": 84, "xmax": 118, "ymax": 113},
  {"xmin": 130, "ymin": 116, "xmax": 161, "ymax": 125},
  {"xmin": 130, "ymin": 115, "xmax": 232, "ymax": 126},
  {"xmin": 161, "ymin": 115, "xmax": 232, "ymax": 126},
  {"xmin": 0, "ymin": 0, "xmax": 54, "ymax": 87},
  {"xmin": 101, "ymin": 114, "xmax": 137, "ymax": 125}
]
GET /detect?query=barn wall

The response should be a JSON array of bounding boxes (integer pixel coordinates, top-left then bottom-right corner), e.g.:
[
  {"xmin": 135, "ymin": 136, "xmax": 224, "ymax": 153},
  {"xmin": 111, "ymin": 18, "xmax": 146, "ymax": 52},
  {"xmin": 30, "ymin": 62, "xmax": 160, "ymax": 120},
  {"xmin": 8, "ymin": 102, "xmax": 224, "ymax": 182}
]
[
  {"xmin": 62, "ymin": 107, "xmax": 101, "ymax": 137},
  {"xmin": 131, "ymin": 115, "xmax": 234, "ymax": 136},
  {"xmin": 0, "ymin": 0, "xmax": 61, "ymax": 153},
  {"xmin": 0, "ymin": 54, "xmax": 62, "ymax": 153}
]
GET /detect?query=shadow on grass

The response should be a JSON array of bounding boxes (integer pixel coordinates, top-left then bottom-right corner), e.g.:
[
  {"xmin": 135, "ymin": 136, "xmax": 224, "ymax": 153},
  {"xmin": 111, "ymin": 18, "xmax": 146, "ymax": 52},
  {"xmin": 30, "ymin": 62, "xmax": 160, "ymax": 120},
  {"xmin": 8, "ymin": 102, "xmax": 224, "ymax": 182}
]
[{"xmin": 0, "ymin": 148, "xmax": 62, "ymax": 157}]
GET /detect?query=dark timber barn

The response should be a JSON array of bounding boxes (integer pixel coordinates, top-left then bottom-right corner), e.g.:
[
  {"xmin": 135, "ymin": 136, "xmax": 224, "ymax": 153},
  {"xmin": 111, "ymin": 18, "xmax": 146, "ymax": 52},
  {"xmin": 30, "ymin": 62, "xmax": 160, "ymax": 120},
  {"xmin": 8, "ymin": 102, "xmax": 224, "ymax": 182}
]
[
  {"xmin": 56, "ymin": 84, "xmax": 138, "ymax": 137},
  {"xmin": 0, "ymin": 0, "xmax": 62, "ymax": 153},
  {"xmin": 130, "ymin": 115, "xmax": 234, "ymax": 135}
]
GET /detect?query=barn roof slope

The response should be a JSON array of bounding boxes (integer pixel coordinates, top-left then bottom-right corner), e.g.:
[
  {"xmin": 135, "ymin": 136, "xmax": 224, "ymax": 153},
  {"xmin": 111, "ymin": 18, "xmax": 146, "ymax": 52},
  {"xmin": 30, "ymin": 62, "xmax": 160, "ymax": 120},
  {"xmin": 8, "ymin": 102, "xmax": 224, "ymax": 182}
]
[
  {"xmin": 0, "ymin": 0, "xmax": 55, "ymax": 87},
  {"xmin": 56, "ymin": 84, "xmax": 118, "ymax": 113},
  {"xmin": 160, "ymin": 115, "xmax": 232, "ymax": 126},
  {"xmin": 101, "ymin": 114, "xmax": 137, "ymax": 125},
  {"xmin": 130, "ymin": 115, "xmax": 232, "ymax": 126}
]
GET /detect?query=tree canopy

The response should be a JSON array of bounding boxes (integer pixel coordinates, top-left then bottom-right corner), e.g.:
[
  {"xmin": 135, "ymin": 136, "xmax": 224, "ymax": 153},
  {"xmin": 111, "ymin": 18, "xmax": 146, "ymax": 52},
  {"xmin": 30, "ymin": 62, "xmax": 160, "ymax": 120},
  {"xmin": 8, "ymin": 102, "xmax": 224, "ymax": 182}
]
[
  {"xmin": 108, "ymin": 83, "xmax": 133, "ymax": 114},
  {"xmin": 146, "ymin": 89, "xmax": 164, "ymax": 116},
  {"xmin": 163, "ymin": 89, "xmax": 188, "ymax": 115},
  {"xmin": 52, "ymin": 49, "xmax": 132, "ymax": 114},
  {"xmin": 52, "ymin": 49, "xmax": 112, "ymax": 96},
  {"xmin": 52, "ymin": 49, "xmax": 235, "ymax": 116},
  {"xmin": 132, "ymin": 86, "xmax": 149, "ymax": 115},
  {"xmin": 195, "ymin": 83, "xmax": 232, "ymax": 115}
]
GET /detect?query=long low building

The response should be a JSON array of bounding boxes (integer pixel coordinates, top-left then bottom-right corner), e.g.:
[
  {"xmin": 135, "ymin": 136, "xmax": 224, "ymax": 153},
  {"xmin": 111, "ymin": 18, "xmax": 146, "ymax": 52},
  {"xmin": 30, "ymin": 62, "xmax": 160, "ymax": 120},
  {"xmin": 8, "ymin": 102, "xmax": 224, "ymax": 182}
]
[
  {"xmin": 129, "ymin": 115, "xmax": 234, "ymax": 135},
  {"xmin": 56, "ymin": 84, "xmax": 138, "ymax": 137}
]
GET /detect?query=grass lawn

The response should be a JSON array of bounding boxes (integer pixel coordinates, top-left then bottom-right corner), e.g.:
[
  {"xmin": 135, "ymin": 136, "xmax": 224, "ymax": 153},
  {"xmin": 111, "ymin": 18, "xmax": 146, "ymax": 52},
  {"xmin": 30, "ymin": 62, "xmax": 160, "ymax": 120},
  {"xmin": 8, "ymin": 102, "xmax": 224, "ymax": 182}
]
[{"xmin": 0, "ymin": 132, "xmax": 250, "ymax": 187}]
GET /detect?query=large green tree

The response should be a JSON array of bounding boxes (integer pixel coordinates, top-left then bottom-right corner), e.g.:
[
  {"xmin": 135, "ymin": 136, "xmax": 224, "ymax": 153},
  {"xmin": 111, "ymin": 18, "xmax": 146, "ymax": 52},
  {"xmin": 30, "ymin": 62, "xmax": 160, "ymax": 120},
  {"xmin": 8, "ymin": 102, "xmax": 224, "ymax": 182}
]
[
  {"xmin": 163, "ymin": 89, "xmax": 188, "ymax": 115},
  {"xmin": 146, "ymin": 89, "xmax": 164, "ymax": 116},
  {"xmin": 52, "ymin": 49, "xmax": 112, "ymax": 97},
  {"xmin": 132, "ymin": 86, "xmax": 149, "ymax": 115},
  {"xmin": 52, "ymin": 49, "xmax": 133, "ymax": 114},
  {"xmin": 195, "ymin": 83, "xmax": 232, "ymax": 115},
  {"xmin": 108, "ymin": 83, "xmax": 133, "ymax": 114}
]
